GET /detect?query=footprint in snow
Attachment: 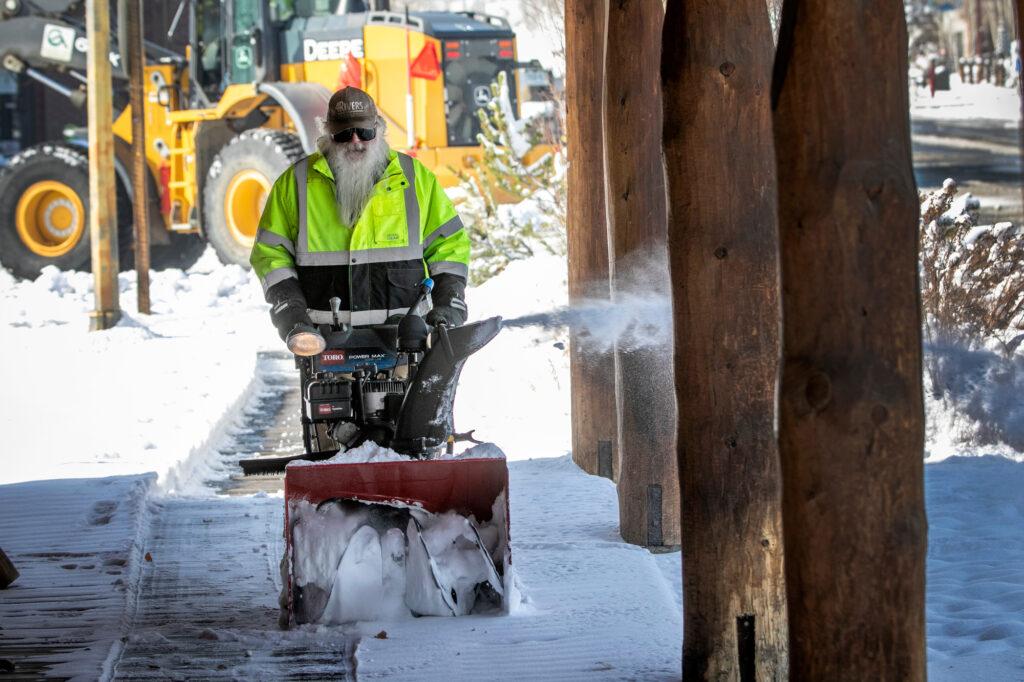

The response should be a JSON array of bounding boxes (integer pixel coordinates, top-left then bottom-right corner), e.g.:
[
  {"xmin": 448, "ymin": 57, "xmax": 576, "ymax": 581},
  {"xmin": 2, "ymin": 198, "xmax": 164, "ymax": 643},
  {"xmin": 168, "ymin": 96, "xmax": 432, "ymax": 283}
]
[{"xmin": 89, "ymin": 500, "xmax": 118, "ymax": 526}]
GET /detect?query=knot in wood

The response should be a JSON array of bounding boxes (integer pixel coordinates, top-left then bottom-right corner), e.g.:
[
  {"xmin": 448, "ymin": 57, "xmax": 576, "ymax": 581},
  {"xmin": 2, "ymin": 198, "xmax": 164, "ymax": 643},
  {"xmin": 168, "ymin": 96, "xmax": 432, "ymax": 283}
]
[
  {"xmin": 805, "ymin": 371, "xmax": 832, "ymax": 411},
  {"xmin": 864, "ymin": 178, "xmax": 885, "ymax": 198},
  {"xmin": 871, "ymin": 404, "xmax": 889, "ymax": 425},
  {"xmin": 719, "ymin": 61, "xmax": 736, "ymax": 77},
  {"xmin": 714, "ymin": 246, "xmax": 728, "ymax": 260}
]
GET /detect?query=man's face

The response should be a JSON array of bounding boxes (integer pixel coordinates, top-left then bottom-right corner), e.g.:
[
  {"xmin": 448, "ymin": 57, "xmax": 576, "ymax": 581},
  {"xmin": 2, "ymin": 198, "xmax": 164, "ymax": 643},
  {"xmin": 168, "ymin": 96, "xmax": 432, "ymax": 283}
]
[
  {"xmin": 332, "ymin": 126, "xmax": 378, "ymax": 164},
  {"xmin": 319, "ymin": 119, "xmax": 390, "ymax": 228}
]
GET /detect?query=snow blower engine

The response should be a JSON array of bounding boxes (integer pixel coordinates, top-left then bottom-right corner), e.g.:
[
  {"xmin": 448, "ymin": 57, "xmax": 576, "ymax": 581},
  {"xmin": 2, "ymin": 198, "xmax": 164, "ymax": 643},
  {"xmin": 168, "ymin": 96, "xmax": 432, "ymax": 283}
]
[{"xmin": 239, "ymin": 279, "xmax": 511, "ymax": 627}]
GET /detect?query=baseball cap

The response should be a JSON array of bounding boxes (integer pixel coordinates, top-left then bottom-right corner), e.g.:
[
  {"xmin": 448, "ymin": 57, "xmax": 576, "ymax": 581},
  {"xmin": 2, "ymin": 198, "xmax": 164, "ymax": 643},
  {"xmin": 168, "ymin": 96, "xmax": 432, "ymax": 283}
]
[{"xmin": 326, "ymin": 87, "xmax": 378, "ymax": 133}]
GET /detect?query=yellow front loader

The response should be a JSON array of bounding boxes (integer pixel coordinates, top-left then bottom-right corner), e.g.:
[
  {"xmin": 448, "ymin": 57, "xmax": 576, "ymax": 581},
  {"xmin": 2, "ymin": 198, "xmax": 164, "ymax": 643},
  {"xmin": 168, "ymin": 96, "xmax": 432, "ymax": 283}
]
[{"xmin": 0, "ymin": 0, "xmax": 544, "ymax": 277}]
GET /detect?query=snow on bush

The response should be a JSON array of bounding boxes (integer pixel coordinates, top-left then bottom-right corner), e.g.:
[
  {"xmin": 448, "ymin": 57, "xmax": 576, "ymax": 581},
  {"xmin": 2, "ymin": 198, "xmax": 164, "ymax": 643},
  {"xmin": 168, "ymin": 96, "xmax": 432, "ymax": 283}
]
[
  {"xmin": 920, "ymin": 178, "xmax": 1024, "ymax": 351},
  {"xmin": 919, "ymin": 180, "xmax": 1024, "ymax": 457}
]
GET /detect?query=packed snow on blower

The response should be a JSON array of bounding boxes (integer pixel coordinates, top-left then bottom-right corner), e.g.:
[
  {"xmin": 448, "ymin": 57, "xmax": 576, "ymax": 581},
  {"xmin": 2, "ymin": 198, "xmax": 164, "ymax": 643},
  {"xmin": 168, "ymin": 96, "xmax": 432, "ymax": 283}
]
[{"xmin": 239, "ymin": 279, "xmax": 513, "ymax": 627}]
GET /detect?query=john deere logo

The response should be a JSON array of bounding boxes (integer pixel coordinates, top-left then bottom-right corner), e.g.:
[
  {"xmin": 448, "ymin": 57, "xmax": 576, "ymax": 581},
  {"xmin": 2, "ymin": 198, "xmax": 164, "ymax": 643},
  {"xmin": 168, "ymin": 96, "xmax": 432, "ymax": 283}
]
[
  {"xmin": 473, "ymin": 85, "xmax": 491, "ymax": 107},
  {"xmin": 47, "ymin": 29, "xmax": 68, "ymax": 48},
  {"xmin": 235, "ymin": 45, "xmax": 253, "ymax": 69},
  {"xmin": 40, "ymin": 24, "xmax": 75, "ymax": 63}
]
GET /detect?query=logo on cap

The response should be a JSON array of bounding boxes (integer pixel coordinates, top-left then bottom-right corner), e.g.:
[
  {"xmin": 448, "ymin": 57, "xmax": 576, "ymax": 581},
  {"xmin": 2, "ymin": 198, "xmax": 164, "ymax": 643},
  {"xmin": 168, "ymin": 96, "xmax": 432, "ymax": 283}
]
[{"xmin": 335, "ymin": 101, "xmax": 367, "ymax": 113}]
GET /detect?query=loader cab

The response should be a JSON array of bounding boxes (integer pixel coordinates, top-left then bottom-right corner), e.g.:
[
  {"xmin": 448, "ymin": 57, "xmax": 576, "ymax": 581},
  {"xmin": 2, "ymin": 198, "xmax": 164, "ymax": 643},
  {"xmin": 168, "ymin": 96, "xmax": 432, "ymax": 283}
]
[
  {"xmin": 190, "ymin": 0, "xmax": 281, "ymax": 106},
  {"xmin": 414, "ymin": 13, "xmax": 520, "ymax": 147}
]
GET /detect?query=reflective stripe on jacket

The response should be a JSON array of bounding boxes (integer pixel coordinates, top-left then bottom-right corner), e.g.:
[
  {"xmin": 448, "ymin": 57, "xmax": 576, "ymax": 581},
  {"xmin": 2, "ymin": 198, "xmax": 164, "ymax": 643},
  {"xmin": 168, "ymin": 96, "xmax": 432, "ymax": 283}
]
[{"xmin": 249, "ymin": 149, "xmax": 470, "ymax": 323}]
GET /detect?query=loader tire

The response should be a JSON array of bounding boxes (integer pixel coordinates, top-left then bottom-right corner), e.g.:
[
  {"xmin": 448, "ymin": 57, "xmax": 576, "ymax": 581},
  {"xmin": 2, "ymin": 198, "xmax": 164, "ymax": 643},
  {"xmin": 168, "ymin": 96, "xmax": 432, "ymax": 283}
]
[
  {"xmin": 203, "ymin": 129, "xmax": 305, "ymax": 267},
  {"xmin": 0, "ymin": 143, "xmax": 131, "ymax": 279}
]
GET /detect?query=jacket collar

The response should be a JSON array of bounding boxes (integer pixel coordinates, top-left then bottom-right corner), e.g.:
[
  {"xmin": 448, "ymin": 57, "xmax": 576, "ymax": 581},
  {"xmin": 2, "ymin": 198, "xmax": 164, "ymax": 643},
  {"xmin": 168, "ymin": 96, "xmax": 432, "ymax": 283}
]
[{"xmin": 310, "ymin": 148, "xmax": 403, "ymax": 184}]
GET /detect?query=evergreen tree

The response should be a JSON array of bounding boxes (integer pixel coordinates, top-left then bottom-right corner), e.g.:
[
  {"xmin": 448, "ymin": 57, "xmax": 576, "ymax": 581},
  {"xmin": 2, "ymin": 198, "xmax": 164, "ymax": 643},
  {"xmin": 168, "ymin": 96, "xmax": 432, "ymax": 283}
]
[{"xmin": 453, "ymin": 71, "xmax": 566, "ymax": 284}]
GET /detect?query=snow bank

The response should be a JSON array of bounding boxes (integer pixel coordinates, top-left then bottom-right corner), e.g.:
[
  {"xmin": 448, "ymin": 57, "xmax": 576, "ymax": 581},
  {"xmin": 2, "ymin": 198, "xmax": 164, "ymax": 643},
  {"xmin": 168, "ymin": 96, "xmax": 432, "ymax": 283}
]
[
  {"xmin": 0, "ymin": 251, "xmax": 279, "ymax": 487},
  {"xmin": 0, "ymin": 474, "xmax": 155, "ymax": 679},
  {"xmin": 925, "ymin": 341, "xmax": 1024, "ymax": 462},
  {"xmin": 460, "ymin": 255, "xmax": 571, "ymax": 461}
]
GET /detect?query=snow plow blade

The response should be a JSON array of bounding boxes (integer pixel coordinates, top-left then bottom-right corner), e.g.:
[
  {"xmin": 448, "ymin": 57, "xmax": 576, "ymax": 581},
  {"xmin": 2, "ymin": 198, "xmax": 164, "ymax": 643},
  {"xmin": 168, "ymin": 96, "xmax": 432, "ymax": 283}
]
[{"xmin": 283, "ymin": 456, "xmax": 511, "ymax": 626}]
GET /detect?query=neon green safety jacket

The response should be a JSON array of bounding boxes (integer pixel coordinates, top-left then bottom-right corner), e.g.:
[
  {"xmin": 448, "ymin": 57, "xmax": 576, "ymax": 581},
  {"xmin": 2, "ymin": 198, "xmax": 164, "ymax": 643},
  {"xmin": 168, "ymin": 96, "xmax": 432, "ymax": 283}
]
[{"xmin": 250, "ymin": 149, "xmax": 470, "ymax": 325}]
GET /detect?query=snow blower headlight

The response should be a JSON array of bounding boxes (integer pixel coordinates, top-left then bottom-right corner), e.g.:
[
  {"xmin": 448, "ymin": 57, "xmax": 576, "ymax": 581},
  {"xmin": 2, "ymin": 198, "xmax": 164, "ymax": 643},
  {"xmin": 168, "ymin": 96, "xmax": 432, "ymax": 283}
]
[{"xmin": 287, "ymin": 328, "xmax": 327, "ymax": 357}]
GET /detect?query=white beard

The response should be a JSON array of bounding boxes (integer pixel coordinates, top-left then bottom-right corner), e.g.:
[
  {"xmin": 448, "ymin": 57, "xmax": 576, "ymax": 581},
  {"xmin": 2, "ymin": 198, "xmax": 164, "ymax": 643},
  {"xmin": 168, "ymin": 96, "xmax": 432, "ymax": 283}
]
[{"xmin": 316, "ymin": 133, "xmax": 391, "ymax": 228}]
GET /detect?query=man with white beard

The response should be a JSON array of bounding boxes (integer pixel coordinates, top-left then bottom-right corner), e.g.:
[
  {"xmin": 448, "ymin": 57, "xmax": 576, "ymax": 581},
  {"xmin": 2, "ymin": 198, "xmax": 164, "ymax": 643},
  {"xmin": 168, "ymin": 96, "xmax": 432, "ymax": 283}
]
[{"xmin": 250, "ymin": 87, "xmax": 470, "ymax": 355}]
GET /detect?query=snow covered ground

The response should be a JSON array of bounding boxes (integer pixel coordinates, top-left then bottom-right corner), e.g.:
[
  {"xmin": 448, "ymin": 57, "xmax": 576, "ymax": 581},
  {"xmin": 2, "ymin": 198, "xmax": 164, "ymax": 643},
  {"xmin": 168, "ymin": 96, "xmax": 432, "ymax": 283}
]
[
  {"xmin": 2, "ymin": 241, "xmax": 1023, "ymax": 678},
  {"xmin": 910, "ymin": 74, "xmax": 1022, "ymax": 124}
]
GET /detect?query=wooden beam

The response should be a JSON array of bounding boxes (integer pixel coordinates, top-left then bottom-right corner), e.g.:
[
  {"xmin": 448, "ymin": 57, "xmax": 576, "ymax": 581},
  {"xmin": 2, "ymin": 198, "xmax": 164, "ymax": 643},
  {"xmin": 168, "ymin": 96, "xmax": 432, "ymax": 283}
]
[
  {"xmin": 662, "ymin": 0, "xmax": 788, "ymax": 677},
  {"xmin": 87, "ymin": 0, "xmax": 121, "ymax": 330},
  {"xmin": 126, "ymin": 0, "xmax": 152, "ymax": 315},
  {"xmin": 565, "ymin": 0, "xmax": 618, "ymax": 480},
  {"xmin": 604, "ymin": 0, "xmax": 678, "ymax": 547},
  {"xmin": 772, "ymin": 0, "xmax": 927, "ymax": 678}
]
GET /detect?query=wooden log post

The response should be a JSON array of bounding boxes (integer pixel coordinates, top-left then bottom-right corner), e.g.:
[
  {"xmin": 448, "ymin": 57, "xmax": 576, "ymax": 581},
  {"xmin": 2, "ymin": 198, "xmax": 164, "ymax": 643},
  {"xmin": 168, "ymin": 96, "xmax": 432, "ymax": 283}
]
[
  {"xmin": 662, "ymin": 0, "xmax": 788, "ymax": 677},
  {"xmin": 87, "ymin": 0, "xmax": 121, "ymax": 331},
  {"xmin": 772, "ymin": 0, "xmax": 928, "ymax": 678},
  {"xmin": 605, "ymin": 0, "xmax": 679, "ymax": 547},
  {"xmin": 565, "ymin": 0, "xmax": 618, "ymax": 480},
  {"xmin": 126, "ymin": 0, "xmax": 152, "ymax": 315}
]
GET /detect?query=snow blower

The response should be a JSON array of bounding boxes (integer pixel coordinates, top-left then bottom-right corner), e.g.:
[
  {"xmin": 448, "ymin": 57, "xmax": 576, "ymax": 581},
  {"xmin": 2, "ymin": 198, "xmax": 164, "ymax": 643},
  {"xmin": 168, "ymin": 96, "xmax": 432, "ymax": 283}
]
[{"xmin": 239, "ymin": 280, "xmax": 511, "ymax": 626}]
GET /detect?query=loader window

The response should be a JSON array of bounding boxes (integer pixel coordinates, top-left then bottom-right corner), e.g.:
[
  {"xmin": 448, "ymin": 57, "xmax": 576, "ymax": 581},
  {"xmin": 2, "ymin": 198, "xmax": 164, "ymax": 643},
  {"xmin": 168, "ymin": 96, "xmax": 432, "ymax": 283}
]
[
  {"xmin": 230, "ymin": 0, "xmax": 261, "ymax": 83},
  {"xmin": 194, "ymin": 0, "xmax": 224, "ymax": 99},
  {"xmin": 269, "ymin": 0, "xmax": 295, "ymax": 23},
  {"xmin": 291, "ymin": 0, "xmax": 342, "ymax": 17}
]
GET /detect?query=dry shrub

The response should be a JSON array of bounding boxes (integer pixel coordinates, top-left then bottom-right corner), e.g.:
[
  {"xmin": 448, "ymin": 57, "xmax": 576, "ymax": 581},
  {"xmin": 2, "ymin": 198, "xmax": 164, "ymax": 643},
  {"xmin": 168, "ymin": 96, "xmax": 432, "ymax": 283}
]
[{"xmin": 919, "ymin": 178, "xmax": 1024, "ymax": 352}]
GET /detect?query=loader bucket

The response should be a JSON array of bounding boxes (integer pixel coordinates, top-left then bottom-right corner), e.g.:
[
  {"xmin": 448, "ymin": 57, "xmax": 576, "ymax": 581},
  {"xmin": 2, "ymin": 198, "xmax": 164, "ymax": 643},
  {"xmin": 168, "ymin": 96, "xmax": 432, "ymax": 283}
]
[{"xmin": 283, "ymin": 456, "xmax": 511, "ymax": 625}]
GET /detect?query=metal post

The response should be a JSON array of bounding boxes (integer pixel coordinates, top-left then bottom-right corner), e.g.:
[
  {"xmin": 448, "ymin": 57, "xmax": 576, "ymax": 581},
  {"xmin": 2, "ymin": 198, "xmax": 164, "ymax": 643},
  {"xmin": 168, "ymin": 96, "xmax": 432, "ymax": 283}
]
[
  {"xmin": 126, "ymin": 0, "xmax": 151, "ymax": 314},
  {"xmin": 404, "ymin": 8, "xmax": 415, "ymax": 148},
  {"xmin": 87, "ymin": 0, "xmax": 121, "ymax": 331}
]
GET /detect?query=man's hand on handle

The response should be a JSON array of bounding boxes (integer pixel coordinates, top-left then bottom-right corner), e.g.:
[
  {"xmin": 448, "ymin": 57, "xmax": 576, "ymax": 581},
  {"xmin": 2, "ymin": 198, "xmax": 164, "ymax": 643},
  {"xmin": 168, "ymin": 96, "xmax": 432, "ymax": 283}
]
[{"xmin": 425, "ymin": 273, "xmax": 468, "ymax": 327}]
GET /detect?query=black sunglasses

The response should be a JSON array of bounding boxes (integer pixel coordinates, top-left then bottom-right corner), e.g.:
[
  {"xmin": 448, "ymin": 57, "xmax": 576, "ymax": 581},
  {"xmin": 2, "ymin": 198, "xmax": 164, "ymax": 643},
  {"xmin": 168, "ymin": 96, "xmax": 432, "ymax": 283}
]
[{"xmin": 332, "ymin": 127, "xmax": 376, "ymax": 143}]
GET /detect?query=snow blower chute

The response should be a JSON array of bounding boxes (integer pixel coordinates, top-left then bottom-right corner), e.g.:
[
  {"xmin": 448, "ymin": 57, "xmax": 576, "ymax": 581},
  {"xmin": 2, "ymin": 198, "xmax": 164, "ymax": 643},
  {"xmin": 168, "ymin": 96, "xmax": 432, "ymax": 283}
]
[{"xmin": 239, "ymin": 281, "xmax": 510, "ymax": 625}]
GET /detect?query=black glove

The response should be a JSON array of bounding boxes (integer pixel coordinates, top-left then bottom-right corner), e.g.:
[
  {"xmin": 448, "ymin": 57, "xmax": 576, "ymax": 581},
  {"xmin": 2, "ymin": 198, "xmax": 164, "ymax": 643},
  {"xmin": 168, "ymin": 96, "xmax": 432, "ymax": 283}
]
[
  {"xmin": 425, "ymin": 273, "xmax": 468, "ymax": 327},
  {"xmin": 266, "ymin": 278, "xmax": 314, "ymax": 342}
]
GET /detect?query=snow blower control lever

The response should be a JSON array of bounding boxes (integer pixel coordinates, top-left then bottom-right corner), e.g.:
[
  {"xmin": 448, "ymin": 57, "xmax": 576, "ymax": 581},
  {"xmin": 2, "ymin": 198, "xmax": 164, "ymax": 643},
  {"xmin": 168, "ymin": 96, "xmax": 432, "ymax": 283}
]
[
  {"xmin": 329, "ymin": 296, "xmax": 346, "ymax": 330},
  {"xmin": 398, "ymin": 277, "xmax": 434, "ymax": 352}
]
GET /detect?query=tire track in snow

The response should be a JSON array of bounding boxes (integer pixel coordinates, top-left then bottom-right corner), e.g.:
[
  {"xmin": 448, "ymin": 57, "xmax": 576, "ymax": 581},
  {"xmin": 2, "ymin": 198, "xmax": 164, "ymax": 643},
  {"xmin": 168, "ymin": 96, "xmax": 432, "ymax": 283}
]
[{"xmin": 111, "ymin": 353, "xmax": 357, "ymax": 680}]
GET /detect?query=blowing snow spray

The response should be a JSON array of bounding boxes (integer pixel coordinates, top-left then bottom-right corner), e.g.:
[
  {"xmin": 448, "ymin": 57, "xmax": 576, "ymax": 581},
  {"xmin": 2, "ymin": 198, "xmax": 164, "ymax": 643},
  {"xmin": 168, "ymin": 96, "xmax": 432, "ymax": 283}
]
[
  {"xmin": 501, "ymin": 294, "xmax": 672, "ymax": 353},
  {"xmin": 501, "ymin": 246, "xmax": 674, "ymax": 352}
]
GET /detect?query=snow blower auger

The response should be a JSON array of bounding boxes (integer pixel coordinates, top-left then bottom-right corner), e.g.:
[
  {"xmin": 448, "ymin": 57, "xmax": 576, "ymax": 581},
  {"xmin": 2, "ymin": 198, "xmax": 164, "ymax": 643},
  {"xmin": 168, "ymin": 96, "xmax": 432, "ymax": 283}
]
[{"xmin": 238, "ymin": 279, "xmax": 511, "ymax": 626}]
